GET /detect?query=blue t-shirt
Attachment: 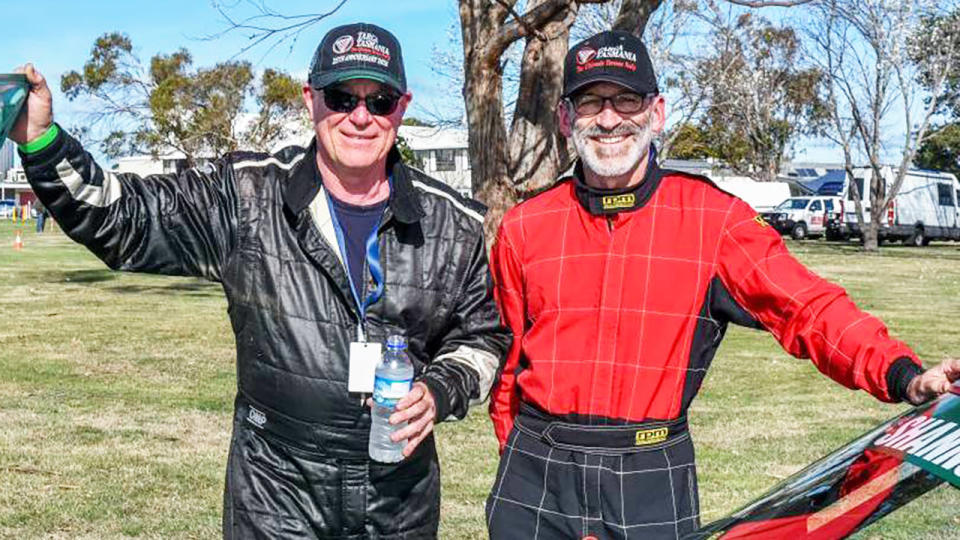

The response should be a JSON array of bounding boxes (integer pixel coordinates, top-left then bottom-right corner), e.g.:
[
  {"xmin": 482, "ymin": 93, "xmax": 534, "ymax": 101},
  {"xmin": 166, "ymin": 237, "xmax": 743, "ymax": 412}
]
[{"xmin": 329, "ymin": 195, "xmax": 388, "ymax": 299}]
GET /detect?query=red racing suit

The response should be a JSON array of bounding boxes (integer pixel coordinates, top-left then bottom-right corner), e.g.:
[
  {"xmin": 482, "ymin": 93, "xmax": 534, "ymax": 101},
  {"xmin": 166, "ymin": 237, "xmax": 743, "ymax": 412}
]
[{"xmin": 489, "ymin": 159, "xmax": 921, "ymax": 450}]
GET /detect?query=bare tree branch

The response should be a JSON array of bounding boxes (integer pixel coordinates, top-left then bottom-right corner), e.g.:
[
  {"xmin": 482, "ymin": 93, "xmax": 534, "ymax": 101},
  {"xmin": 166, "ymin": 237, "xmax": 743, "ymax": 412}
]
[
  {"xmin": 202, "ymin": 0, "xmax": 350, "ymax": 59},
  {"xmin": 725, "ymin": 0, "xmax": 812, "ymax": 7},
  {"xmin": 489, "ymin": 0, "xmax": 607, "ymax": 61},
  {"xmin": 489, "ymin": 0, "xmax": 574, "ymax": 59},
  {"xmin": 613, "ymin": 0, "xmax": 663, "ymax": 36},
  {"xmin": 495, "ymin": 0, "xmax": 548, "ymax": 41}
]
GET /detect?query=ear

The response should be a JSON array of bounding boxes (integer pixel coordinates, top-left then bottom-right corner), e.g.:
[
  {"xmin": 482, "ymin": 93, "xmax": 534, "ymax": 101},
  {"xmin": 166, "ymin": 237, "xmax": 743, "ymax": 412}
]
[
  {"xmin": 557, "ymin": 100, "xmax": 573, "ymax": 138},
  {"xmin": 394, "ymin": 91, "xmax": 413, "ymax": 123},
  {"xmin": 650, "ymin": 95, "xmax": 667, "ymax": 135},
  {"xmin": 303, "ymin": 85, "xmax": 317, "ymax": 118}
]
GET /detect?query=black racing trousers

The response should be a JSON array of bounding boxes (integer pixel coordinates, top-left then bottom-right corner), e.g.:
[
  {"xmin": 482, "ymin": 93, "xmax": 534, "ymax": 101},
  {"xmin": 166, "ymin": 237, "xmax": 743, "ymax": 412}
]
[
  {"xmin": 222, "ymin": 395, "xmax": 440, "ymax": 539},
  {"xmin": 486, "ymin": 404, "xmax": 700, "ymax": 540}
]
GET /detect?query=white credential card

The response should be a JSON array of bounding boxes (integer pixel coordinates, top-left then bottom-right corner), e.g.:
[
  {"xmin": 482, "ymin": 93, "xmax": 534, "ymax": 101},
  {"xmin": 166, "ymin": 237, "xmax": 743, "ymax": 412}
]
[{"xmin": 347, "ymin": 341, "xmax": 382, "ymax": 393}]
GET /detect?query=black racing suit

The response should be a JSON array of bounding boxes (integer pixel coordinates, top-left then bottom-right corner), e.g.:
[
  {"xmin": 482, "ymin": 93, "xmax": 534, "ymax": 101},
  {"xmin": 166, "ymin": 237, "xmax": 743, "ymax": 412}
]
[{"xmin": 20, "ymin": 127, "xmax": 511, "ymax": 539}]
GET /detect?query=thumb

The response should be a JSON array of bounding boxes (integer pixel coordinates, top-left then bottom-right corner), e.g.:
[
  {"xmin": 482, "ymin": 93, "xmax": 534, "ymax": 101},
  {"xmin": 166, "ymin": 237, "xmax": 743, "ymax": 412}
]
[
  {"xmin": 22, "ymin": 64, "xmax": 52, "ymax": 99},
  {"xmin": 942, "ymin": 359, "xmax": 960, "ymax": 381},
  {"xmin": 8, "ymin": 63, "xmax": 54, "ymax": 144}
]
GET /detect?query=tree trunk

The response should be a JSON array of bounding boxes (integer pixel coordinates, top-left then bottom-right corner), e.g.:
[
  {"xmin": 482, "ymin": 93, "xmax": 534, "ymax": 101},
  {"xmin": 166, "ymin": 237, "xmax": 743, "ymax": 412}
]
[
  {"xmin": 863, "ymin": 220, "xmax": 879, "ymax": 251},
  {"xmin": 614, "ymin": 0, "xmax": 664, "ymax": 37},
  {"xmin": 463, "ymin": 53, "xmax": 517, "ymax": 241},
  {"xmin": 459, "ymin": 0, "xmax": 666, "ymax": 241},
  {"xmin": 508, "ymin": 1, "xmax": 577, "ymax": 199},
  {"xmin": 862, "ymin": 168, "xmax": 885, "ymax": 252},
  {"xmin": 460, "ymin": 1, "xmax": 515, "ymax": 241}
]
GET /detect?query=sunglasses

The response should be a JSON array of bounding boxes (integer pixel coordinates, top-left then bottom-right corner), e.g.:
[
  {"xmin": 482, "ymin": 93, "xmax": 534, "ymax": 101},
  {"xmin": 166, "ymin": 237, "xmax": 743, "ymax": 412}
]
[
  {"xmin": 568, "ymin": 92, "xmax": 654, "ymax": 116},
  {"xmin": 321, "ymin": 86, "xmax": 402, "ymax": 116}
]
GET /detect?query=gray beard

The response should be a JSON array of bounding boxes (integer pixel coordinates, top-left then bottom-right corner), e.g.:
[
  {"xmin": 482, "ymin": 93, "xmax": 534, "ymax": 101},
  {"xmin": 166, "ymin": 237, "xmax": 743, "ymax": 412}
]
[{"xmin": 572, "ymin": 119, "xmax": 653, "ymax": 178}]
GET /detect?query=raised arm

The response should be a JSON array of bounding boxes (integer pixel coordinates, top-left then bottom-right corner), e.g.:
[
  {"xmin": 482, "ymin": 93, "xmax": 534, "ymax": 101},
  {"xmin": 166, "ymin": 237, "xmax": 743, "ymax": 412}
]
[{"xmin": 10, "ymin": 64, "xmax": 238, "ymax": 280}]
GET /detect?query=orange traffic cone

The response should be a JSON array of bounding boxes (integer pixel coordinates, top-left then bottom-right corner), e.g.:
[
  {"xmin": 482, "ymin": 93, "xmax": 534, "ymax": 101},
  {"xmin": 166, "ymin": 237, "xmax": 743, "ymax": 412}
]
[{"xmin": 13, "ymin": 230, "xmax": 23, "ymax": 251}]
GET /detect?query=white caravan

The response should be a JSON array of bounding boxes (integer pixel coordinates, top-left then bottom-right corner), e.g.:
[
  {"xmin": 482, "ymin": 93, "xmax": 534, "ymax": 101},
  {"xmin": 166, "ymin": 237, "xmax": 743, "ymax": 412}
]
[{"xmin": 826, "ymin": 166, "xmax": 960, "ymax": 245}]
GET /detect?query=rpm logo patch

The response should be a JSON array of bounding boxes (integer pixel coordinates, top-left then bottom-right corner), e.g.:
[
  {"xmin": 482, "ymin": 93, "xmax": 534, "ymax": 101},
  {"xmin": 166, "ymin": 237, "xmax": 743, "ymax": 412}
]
[
  {"xmin": 246, "ymin": 407, "xmax": 267, "ymax": 428},
  {"xmin": 601, "ymin": 193, "xmax": 636, "ymax": 210},
  {"xmin": 754, "ymin": 215, "xmax": 769, "ymax": 228},
  {"xmin": 635, "ymin": 427, "xmax": 669, "ymax": 446},
  {"xmin": 332, "ymin": 35, "xmax": 354, "ymax": 55}
]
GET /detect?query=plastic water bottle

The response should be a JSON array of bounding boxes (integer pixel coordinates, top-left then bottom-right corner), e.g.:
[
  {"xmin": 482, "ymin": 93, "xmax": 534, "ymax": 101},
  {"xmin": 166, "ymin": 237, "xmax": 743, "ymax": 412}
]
[{"xmin": 369, "ymin": 335, "xmax": 414, "ymax": 462}]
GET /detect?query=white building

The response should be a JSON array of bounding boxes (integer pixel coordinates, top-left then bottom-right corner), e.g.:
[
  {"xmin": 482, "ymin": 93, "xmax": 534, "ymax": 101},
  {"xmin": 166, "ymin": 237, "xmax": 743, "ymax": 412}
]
[
  {"xmin": 115, "ymin": 152, "xmax": 214, "ymax": 178},
  {"xmin": 111, "ymin": 124, "xmax": 475, "ymax": 197},
  {"xmin": 398, "ymin": 125, "xmax": 471, "ymax": 197},
  {"xmin": 0, "ymin": 140, "xmax": 15, "ymax": 176},
  {"xmin": 3, "ymin": 119, "xmax": 473, "ymax": 202},
  {"xmin": 0, "ymin": 140, "xmax": 23, "ymax": 203}
]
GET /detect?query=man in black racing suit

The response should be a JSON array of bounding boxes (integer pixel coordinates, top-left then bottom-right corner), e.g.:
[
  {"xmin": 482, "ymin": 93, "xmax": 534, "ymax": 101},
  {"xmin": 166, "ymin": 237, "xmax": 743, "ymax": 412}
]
[{"xmin": 9, "ymin": 22, "xmax": 510, "ymax": 539}]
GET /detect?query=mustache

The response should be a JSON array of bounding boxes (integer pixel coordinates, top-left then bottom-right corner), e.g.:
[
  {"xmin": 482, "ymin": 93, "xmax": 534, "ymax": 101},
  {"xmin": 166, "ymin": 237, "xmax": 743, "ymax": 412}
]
[{"xmin": 575, "ymin": 124, "xmax": 644, "ymax": 138}]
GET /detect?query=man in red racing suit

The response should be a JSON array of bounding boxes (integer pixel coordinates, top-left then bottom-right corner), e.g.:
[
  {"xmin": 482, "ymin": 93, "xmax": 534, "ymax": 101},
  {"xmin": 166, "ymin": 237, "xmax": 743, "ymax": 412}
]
[{"xmin": 485, "ymin": 30, "xmax": 960, "ymax": 540}]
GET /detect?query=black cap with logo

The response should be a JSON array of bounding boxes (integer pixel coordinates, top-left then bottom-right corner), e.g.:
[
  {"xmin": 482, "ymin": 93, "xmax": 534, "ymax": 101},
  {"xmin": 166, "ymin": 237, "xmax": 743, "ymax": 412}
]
[
  {"xmin": 308, "ymin": 23, "xmax": 407, "ymax": 93},
  {"xmin": 562, "ymin": 31, "xmax": 658, "ymax": 98}
]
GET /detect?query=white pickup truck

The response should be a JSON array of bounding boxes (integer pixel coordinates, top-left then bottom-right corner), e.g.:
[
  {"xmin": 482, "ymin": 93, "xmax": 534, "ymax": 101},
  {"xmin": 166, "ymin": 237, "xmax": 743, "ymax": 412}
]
[{"xmin": 760, "ymin": 196, "xmax": 842, "ymax": 240}]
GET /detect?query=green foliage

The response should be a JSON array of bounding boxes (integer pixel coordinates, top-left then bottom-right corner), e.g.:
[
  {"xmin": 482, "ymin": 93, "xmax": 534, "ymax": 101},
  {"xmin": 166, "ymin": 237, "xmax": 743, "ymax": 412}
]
[
  {"xmin": 909, "ymin": 9, "xmax": 960, "ymax": 118},
  {"xmin": 61, "ymin": 32, "xmax": 303, "ymax": 165},
  {"xmin": 2, "ymin": 224, "xmax": 959, "ymax": 538},
  {"xmin": 394, "ymin": 134, "xmax": 422, "ymax": 168},
  {"xmin": 696, "ymin": 16, "xmax": 829, "ymax": 181},
  {"xmin": 401, "ymin": 117, "xmax": 435, "ymax": 127},
  {"xmin": 667, "ymin": 123, "xmax": 714, "ymax": 160},
  {"xmin": 244, "ymin": 68, "xmax": 305, "ymax": 150},
  {"xmin": 914, "ymin": 123, "xmax": 960, "ymax": 176},
  {"xmin": 61, "ymin": 33, "xmax": 134, "ymax": 100}
]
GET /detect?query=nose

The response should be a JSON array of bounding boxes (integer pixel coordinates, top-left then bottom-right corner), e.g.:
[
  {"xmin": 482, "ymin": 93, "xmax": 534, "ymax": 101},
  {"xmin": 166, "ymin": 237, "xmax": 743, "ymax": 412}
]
[
  {"xmin": 594, "ymin": 100, "xmax": 622, "ymax": 131},
  {"xmin": 348, "ymin": 98, "xmax": 372, "ymax": 127}
]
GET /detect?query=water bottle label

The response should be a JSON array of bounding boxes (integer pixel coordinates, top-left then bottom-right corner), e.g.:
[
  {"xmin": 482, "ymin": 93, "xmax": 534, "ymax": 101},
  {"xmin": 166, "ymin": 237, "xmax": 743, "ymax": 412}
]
[{"xmin": 372, "ymin": 376, "xmax": 413, "ymax": 406}]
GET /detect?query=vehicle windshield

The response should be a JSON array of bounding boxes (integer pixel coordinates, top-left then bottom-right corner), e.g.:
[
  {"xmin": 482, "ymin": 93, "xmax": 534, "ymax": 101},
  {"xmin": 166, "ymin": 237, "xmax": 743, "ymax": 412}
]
[{"xmin": 776, "ymin": 198, "xmax": 809, "ymax": 210}]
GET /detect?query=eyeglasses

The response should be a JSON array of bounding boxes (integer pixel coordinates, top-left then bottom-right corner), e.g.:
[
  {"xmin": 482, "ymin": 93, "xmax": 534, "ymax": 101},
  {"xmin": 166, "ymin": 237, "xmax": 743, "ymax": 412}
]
[
  {"xmin": 321, "ymin": 86, "xmax": 402, "ymax": 116},
  {"xmin": 569, "ymin": 92, "xmax": 653, "ymax": 116}
]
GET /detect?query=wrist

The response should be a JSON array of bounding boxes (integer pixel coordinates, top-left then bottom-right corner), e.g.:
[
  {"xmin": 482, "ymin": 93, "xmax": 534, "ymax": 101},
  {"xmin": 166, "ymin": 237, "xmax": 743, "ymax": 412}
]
[
  {"xmin": 418, "ymin": 376, "xmax": 450, "ymax": 422},
  {"xmin": 906, "ymin": 377, "xmax": 925, "ymax": 405},
  {"xmin": 18, "ymin": 124, "xmax": 58, "ymax": 154},
  {"xmin": 886, "ymin": 357, "xmax": 924, "ymax": 403}
]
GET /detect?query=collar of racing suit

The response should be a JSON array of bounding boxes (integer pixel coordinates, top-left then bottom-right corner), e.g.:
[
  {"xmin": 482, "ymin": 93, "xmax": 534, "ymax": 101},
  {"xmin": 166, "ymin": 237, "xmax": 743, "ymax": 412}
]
[
  {"xmin": 571, "ymin": 144, "xmax": 666, "ymax": 215},
  {"xmin": 283, "ymin": 138, "xmax": 426, "ymax": 225}
]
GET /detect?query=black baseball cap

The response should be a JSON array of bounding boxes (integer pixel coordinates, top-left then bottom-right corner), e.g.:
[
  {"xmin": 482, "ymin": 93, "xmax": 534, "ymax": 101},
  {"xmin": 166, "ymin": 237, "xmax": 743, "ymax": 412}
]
[
  {"xmin": 308, "ymin": 23, "xmax": 407, "ymax": 93},
  {"xmin": 563, "ymin": 31, "xmax": 658, "ymax": 98}
]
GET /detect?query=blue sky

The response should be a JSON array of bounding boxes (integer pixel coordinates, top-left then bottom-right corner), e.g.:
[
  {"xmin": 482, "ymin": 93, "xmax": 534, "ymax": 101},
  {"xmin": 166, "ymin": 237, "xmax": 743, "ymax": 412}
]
[
  {"xmin": 2, "ymin": 1, "xmax": 888, "ymax": 166},
  {"xmin": 4, "ymin": 1, "xmax": 462, "ymax": 144}
]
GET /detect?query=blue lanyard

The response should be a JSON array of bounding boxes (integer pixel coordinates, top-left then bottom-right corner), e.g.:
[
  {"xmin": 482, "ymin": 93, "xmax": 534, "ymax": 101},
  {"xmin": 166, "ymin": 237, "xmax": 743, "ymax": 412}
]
[{"xmin": 325, "ymin": 186, "xmax": 387, "ymax": 342}]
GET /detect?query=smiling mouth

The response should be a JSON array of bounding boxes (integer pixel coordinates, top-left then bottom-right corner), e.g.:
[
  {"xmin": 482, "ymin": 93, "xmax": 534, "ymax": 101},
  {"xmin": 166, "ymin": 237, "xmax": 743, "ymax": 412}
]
[
  {"xmin": 342, "ymin": 133, "xmax": 376, "ymax": 142},
  {"xmin": 591, "ymin": 134, "xmax": 630, "ymax": 144}
]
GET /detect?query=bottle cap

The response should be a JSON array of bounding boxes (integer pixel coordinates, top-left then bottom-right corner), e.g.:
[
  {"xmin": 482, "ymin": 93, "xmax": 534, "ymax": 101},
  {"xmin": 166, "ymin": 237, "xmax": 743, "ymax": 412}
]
[{"xmin": 386, "ymin": 334, "xmax": 406, "ymax": 350}]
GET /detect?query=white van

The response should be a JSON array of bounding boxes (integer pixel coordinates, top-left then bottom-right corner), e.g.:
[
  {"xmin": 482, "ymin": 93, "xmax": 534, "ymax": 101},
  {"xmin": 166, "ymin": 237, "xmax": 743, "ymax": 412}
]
[
  {"xmin": 760, "ymin": 196, "xmax": 842, "ymax": 240},
  {"xmin": 712, "ymin": 176, "xmax": 792, "ymax": 213},
  {"xmin": 825, "ymin": 167, "xmax": 960, "ymax": 245}
]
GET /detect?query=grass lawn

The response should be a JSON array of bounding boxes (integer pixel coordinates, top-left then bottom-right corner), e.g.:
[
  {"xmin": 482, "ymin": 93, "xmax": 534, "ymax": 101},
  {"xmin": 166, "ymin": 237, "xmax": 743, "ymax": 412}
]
[{"xmin": 1, "ymin": 219, "xmax": 959, "ymax": 539}]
